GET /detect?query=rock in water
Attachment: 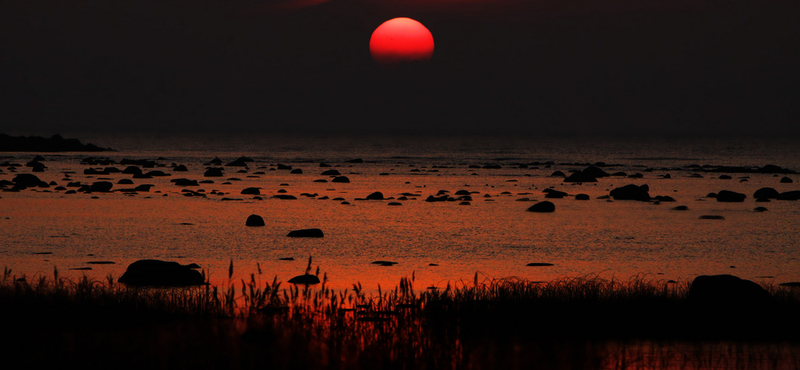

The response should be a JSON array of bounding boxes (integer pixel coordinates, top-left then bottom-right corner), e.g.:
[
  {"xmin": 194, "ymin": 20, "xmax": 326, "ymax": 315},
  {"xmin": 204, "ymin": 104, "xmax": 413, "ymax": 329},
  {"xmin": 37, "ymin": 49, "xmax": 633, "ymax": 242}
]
[
  {"xmin": 609, "ymin": 184, "xmax": 651, "ymax": 201},
  {"xmin": 12, "ymin": 174, "xmax": 43, "ymax": 187},
  {"xmin": 287, "ymin": 228, "xmax": 324, "ymax": 237},
  {"xmin": 563, "ymin": 171, "xmax": 597, "ymax": 183},
  {"xmin": 688, "ymin": 274, "xmax": 771, "ymax": 306},
  {"xmin": 118, "ymin": 259, "xmax": 204, "ymax": 286},
  {"xmin": 241, "ymin": 187, "xmax": 261, "ymax": 195},
  {"xmin": 366, "ymin": 191, "xmax": 384, "ymax": 200},
  {"xmin": 204, "ymin": 167, "xmax": 224, "ymax": 177},
  {"xmin": 90, "ymin": 181, "xmax": 113, "ymax": 192},
  {"xmin": 527, "ymin": 201, "xmax": 555, "ymax": 212},
  {"xmin": 753, "ymin": 187, "xmax": 779, "ymax": 199},
  {"xmin": 716, "ymin": 190, "xmax": 746, "ymax": 202},
  {"xmin": 778, "ymin": 191, "xmax": 800, "ymax": 200},
  {"xmin": 246, "ymin": 214, "xmax": 265, "ymax": 227},
  {"xmin": 288, "ymin": 274, "xmax": 320, "ymax": 285}
]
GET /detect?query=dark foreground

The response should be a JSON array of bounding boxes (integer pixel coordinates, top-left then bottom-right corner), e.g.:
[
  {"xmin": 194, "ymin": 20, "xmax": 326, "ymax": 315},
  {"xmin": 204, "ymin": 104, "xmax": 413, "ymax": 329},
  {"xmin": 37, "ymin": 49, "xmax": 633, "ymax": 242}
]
[{"xmin": 3, "ymin": 267, "xmax": 800, "ymax": 369}]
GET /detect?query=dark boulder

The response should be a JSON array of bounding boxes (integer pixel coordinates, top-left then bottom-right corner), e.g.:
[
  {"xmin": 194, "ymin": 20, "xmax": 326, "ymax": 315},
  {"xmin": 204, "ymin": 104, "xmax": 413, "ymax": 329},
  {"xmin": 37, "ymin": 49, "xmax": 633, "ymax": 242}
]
[
  {"xmin": 550, "ymin": 171, "xmax": 566, "ymax": 177},
  {"xmin": 672, "ymin": 205, "xmax": 689, "ymax": 211},
  {"xmin": 241, "ymin": 187, "xmax": 261, "ymax": 195},
  {"xmin": 321, "ymin": 170, "xmax": 340, "ymax": 176},
  {"xmin": 563, "ymin": 171, "xmax": 597, "ymax": 183},
  {"xmin": 173, "ymin": 165, "xmax": 188, "ymax": 172},
  {"xmin": 754, "ymin": 207, "xmax": 768, "ymax": 212},
  {"xmin": 366, "ymin": 191, "xmax": 384, "ymax": 200},
  {"xmin": 688, "ymin": 274, "xmax": 771, "ymax": 307},
  {"xmin": 574, "ymin": 194, "xmax": 590, "ymax": 200},
  {"xmin": 12, "ymin": 174, "xmax": 42, "ymax": 187},
  {"xmin": 753, "ymin": 187, "xmax": 780, "ymax": 199},
  {"xmin": 118, "ymin": 259, "xmax": 205, "ymax": 286},
  {"xmin": 610, "ymin": 184, "xmax": 650, "ymax": 201},
  {"xmin": 331, "ymin": 176, "xmax": 350, "ymax": 183},
  {"xmin": 118, "ymin": 179, "xmax": 134, "ymax": 185},
  {"xmin": 204, "ymin": 167, "xmax": 224, "ymax": 177},
  {"xmin": 173, "ymin": 178, "xmax": 199, "ymax": 187},
  {"xmin": 246, "ymin": 214, "xmax": 266, "ymax": 227},
  {"xmin": 287, "ymin": 228, "xmax": 324, "ymax": 238},
  {"xmin": 527, "ymin": 201, "xmax": 555, "ymax": 212},
  {"xmin": 122, "ymin": 166, "xmax": 143, "ymax": 175},
  {"xmin": 288, "ymin": 274, "xmax": 320, "ymax": 285},
  {"xmin": 780, "ymin": 177, "xmax": 794, "ymax": 183},
  {"xmin": 716, "ymin": 190, "xmax": 746, "ymax": 202},
  {"xmin": 226, "ymin": 157, "xmax": 253, "ymax": 167},
  {"xmin": 543, "ymin": 189, "xmax": 568, "ymax": 198},
  {"xmin": 290, "ymin": 169, "xmax": 303, "ymax": 174},
  {"xmin": 134, "ymin": 184, "xmax": 154, "ymax": 192},
  {"xmin": 581, "ymin": 166, "xmax": 610, "ymax": 178},
  {"xmin": 777, "ymin": 191, "xmax": 800, "ymax": 200},
  {"xmin": 90, "ymin": 181, "xmax": 113, "ymax": 192}
]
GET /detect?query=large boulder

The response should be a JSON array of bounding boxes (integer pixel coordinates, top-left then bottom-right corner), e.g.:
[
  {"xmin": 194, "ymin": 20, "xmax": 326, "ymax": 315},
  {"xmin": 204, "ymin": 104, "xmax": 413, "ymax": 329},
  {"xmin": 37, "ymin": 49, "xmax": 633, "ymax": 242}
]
[
  {"xmin": 118, "ymin": 260, "xmax": 205, "ymax": 286},
  {"xmin": 609, "ymin": 184, "xmax": 650, "ymax": 201},
  {"xmin": 688, "ymin": 274, "xmax": 771, "ymax": 307},
  {"xmin": 581, "ymin": 165, "xmax": 610, "ymax": 178},
  {"xmin": 331, "ymin": 176, "xmax": 350, "ymax": 183},
  {"xmin": 12, "ymin": 174, "xmax": 42, "ymax": 187},
  {"xmin": 90, "ymin": 181, "xmax": 113, "ymax": 192},
  {"xmin": 246, "ymin": 214, "xmax": 265, "ymax": 226},
  {"xmin": 527, "ymin": 201, "xmax": 555, "ymax": 212},
  {"xmin": 753, "ymin": 187, "xmax": 780, "ymax": 199},
  {"xmin": 241, "ymin": 187, "xmax": 261, "ymax": 195},
  {"xmin": 226, "ymin": 156, "xmax": 253, "ymax": 167},
  {"xmin": 204, "ymin": 167, "xmax": 224, "ymax": 177},
  {"xmin": 543, "ymin": 189, "xmax": 568, "ymax": 198},
  {"xmin": 287, "ymin": 228, "xmax": 324, "ymax": 237},
  {"xmin": 563, "ymin": 171, "xmax": 597, "ymax": 183},
  {"xmin": 366, "ymin": 191, "xmax": 384, "ymax": 200},
  {"xmin": 288, "ymin": 274, "xmax": 320, "ymax": 285},
  {"xmin": 777, "ymin": 190, "xmax": 800, "ymax": 200},
  {"xmin": 716, "ymin": 190, "xmax": 746, "ymax": 202}
]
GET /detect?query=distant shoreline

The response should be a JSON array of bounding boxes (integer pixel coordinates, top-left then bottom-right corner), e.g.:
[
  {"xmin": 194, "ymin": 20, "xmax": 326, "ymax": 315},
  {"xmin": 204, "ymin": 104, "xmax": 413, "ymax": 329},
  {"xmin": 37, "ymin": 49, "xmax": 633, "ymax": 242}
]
[{"xmin": 0, "ymin": 134, "xmax": 114, "ymax": 152}]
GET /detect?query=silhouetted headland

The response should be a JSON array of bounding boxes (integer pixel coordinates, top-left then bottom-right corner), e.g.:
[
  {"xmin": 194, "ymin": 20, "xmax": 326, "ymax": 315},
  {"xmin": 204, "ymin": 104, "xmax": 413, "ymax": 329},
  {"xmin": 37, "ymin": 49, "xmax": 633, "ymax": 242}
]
[{"xmin": 0, "ymin": 134, "xmax": 113, "ymax": 152}]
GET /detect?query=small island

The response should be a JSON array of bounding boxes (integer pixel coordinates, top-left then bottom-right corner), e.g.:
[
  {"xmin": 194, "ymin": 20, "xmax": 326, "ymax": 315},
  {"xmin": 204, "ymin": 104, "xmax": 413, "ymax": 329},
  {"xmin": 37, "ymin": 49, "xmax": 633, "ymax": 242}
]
[{"xmin": 0, "ymin": 134, "xmax": 113, "ymax": 152}]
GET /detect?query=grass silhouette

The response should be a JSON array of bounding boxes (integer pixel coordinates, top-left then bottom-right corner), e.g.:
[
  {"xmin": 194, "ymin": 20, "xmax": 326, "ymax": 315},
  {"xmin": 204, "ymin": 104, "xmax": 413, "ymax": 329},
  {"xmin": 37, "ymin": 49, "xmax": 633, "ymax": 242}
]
[{"xmin": 3, "ymin": 265, "xmax": 800, "ymax": 369}]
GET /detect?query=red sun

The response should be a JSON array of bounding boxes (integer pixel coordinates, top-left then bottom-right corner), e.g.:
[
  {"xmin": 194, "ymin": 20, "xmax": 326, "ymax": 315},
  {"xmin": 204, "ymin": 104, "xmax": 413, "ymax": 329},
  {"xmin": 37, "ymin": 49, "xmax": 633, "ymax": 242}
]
[{"xmin": 369, "ymin": 17, "xmax": 434, "ymax": 68}]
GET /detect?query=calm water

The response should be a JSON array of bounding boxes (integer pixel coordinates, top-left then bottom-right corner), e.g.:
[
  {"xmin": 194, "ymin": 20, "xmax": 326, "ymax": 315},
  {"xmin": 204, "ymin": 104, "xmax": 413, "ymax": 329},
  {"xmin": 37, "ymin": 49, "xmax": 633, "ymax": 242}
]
[{"xmin": 3, "ymin": 134, "xmax": 800, "ymax": 291}]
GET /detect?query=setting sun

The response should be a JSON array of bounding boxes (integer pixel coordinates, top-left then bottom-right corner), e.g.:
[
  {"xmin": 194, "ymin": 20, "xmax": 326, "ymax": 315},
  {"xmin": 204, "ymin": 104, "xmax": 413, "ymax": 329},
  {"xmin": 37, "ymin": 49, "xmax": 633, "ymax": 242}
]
[{"xmin": 369, "ymin": 17, "xmax": 434, "ymax": 68}]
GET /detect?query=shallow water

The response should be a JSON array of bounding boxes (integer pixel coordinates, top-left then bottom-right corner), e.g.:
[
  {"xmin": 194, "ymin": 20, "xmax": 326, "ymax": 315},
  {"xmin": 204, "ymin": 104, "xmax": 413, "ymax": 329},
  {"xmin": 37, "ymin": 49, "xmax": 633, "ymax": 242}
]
[{"xmin": 2, "ymin": 134, "xmax": 800, "ymax": 291}]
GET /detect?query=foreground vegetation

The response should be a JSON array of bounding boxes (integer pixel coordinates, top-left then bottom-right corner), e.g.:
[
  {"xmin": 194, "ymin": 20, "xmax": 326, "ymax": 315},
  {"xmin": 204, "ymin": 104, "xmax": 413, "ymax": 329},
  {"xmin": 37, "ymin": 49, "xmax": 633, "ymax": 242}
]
[{"xmin": 3, "ymin": 265, "xmax": 800, "ymax": 369}]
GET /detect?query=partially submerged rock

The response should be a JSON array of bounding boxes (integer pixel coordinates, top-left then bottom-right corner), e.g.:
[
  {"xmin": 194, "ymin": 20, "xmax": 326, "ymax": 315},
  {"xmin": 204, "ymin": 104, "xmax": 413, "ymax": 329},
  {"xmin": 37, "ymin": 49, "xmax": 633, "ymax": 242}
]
[
  {"xmin": 688, "ymin": 274, "xmax": 771, "ymax": 307},
  {"xmin": 288, "ymin": 274, "xmax": 320, "ymax": 285},
  {"xmin": 118, "ymin": 259, "xmax": 204, "ymax": 286},
  {"xmin": 527, "ymin": 201, "xmax": 555, "ymax": 212},
  {"xmin": 610, "ymin": 184, "xmax": 650, "ymax": 201},
  {"xmin": 716, "ymin": 190, "xmax": 746, "ymax": 202},
  {"xmin": 366, "ymin": 191, "xmax": 384, "ymax": 200},
  {"xmin": 246, "ymin": 214, "xmax": 266, "ymax": 227},
  {"xmin": 287, "ymin": 228, "xmax": 324, "ymax": 237}
]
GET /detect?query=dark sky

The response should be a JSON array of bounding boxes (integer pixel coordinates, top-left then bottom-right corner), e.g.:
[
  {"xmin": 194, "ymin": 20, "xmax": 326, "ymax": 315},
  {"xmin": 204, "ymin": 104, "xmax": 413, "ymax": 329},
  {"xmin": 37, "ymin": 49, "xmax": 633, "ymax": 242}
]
[{"xmin": 1, "ymin": 0, "xmax": 798, "ymax": 136}]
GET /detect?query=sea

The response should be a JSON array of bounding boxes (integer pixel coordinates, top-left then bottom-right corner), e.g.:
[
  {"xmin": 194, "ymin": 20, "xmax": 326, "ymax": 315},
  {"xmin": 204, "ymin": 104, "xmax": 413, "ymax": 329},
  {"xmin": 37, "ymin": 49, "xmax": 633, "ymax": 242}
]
[{"xmin": 3, "ymin": 133, "xmax": 800, "ymax": 292}]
